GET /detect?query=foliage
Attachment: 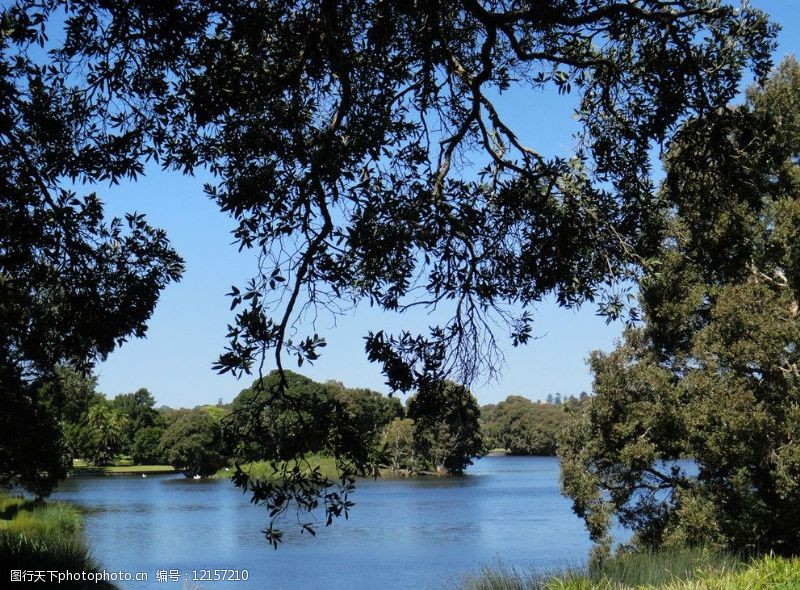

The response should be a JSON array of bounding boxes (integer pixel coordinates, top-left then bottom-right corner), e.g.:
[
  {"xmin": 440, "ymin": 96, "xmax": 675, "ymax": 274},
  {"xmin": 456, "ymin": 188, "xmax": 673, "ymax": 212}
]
[
  {"xmin": 0, "ymin": 493, "xmax": 117, "ymax": 589},
  {"xmin": 326, "ymin": 380, "xmax": 405, "ymax": 452},
  {"xmin": 4, "ymin": 0, "xmax": 770, "ymax": 390},
  {"xmin": 408, "ymin": 380, "xmax": 483, "ymax": 474},
  {"xmin": 82, "ymin": 403, "xmax": 128, "ymax": 466},
  {"xmin": 1, "ymin": 0, "xmax": 781, "ymax": 539},
  {"xmin": 199, "ymin": 404, "xmax": 229, "ymax": 423},
  {"xmin": 3, "ymin": 366, "xmax": 103, "ymax": 496},
  {"xmin": 228, "ymin": 372, "xmax": 404, "ymax": 468},
  {"xmin": 460, "ymin": 551, "xmax": 800, "ymax": 590},
  {"xmin": 159, "ymin": 410, "xmax": 227, "ymax": 477},
  {"xmin": 57, "ymin": 366, "xmax": 104, "ymax": 424},
  {"xmin": 482, "ymin": 396, "xmax": 574, "ymax": 455},
  {"xmin": 0, "ymin": 2, "xmax": 183, "ymax": 497},
  {"xmin": 111, "ymin": 389, "xmax": 159, "ymax": 453},
  {"xmin": 63, "ymin": 383, "xmax": 163, "ymax": 465},
  {"xmin": 559, "ymin": 58, "xmax": 800, "ymax": 556},
  {"xmin": 228, "ymin": 371, "xmax": 341, "ymax": 462},
  {"xmin": 381, "ymin": 418, "xmax": 416, "ymax": 474},
  {"xmin": 226, "ymin": 371, "xmax": 382, "ymax": 545},
  {"xmin": 131, "ymin": 426, "xmax": 166, "ymax": 465}
]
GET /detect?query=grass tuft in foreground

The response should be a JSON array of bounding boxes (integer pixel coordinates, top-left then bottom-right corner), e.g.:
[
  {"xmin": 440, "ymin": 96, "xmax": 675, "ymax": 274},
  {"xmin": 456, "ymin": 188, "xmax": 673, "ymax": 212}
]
[
  {"xmin": 0, "ymin": 493, "xmax": 117, "ymax": 589},
  {"xmin": 461, "ymin": 549, "xmax": 800, "ymax": 590}
]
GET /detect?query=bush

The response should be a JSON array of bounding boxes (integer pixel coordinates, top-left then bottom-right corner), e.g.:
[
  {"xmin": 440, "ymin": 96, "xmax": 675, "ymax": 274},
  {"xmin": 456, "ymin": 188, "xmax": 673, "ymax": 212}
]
[{"xmin": 0, "ymin": 494, "xmax": 117, "ymax": 589}]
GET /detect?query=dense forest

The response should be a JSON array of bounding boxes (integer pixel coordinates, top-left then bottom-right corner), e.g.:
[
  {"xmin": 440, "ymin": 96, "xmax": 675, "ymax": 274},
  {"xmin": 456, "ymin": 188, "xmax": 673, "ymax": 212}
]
[
  {"xmin": 481, "ymin": 394, "xmax": 585, "ymax": 456},
  {"xmin": 60, "ymin": 367, "xmax": 575, "ymax": 478}
]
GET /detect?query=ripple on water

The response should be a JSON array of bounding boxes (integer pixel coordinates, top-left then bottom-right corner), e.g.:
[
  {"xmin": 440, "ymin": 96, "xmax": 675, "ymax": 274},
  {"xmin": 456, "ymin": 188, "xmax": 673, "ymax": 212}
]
[{"xmin": 53, "ymin": 456, "xmax": 606, "ymax": 590}]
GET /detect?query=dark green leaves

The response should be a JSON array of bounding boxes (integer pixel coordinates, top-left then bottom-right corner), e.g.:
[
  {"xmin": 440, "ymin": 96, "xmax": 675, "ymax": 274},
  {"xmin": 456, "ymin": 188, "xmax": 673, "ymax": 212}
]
[
  {"xmin": 18, "ymin": 0, "xmax": 775, "ymax": 394},
  {"xmin": 560, "ymin": 59, "xmax": 800, "ymax": 556}
]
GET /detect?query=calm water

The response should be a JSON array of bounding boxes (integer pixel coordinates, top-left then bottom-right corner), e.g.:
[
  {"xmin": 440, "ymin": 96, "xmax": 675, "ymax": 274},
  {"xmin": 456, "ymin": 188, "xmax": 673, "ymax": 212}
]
[{"xmin": 52, "ymin": 456, "xmax": 598, "ymax": 589}]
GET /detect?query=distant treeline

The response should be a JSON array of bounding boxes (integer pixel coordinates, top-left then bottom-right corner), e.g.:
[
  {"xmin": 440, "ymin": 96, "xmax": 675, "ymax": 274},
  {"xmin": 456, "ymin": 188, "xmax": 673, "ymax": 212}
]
[
  {"xmin": 62, "ymin": 366, "xmax": 579, "ymax": 477},
  {"xmin": 481, "ymin": 393, "xmax": 587, "ymax": 456},
  {"xmin": 62, "ymin": 369, "xmax": 484, "ymax": 477}
]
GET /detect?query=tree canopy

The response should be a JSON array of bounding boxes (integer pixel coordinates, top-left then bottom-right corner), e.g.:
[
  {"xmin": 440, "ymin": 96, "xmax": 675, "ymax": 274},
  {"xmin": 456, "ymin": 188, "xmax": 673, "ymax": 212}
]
[
  {"xmin": 2, "ymin": 0, "xmax": 774, "ymax": 390},
  {"xmin": 482, "ymin": 395, "xmax": 575, "ymax": 455},
  {"xmin": 225, "ymin": 370, "xmax": 409, "ymax": 545},
  {"xmin": 160, "ymin": 409, "xmax": 227, "ymax": 477},
  {"xmin": 559, "ymin": 57, "xmax": 800, "ymax": 557},
  {"xmin": 408, "ymin": 380, "xmax": 483, "ymax": 475},
  {"xmin": 0, "ymin": 0, "xmax": 781, "ymax": 536},
  {"xmin": 228, "ymin": 370, "xmax": 345, "ymax": 463},
  {"xmin": 111, "ymin": 388, "xmax": 159, "ymax": 454},
  {"xmin": 1, "ymin": 2, "xmax": 183, "ymax": 494}
]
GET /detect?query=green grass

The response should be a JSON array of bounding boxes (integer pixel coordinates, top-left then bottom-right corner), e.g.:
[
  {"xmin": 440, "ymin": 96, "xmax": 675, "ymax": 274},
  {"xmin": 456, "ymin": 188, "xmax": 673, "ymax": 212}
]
[
  {"xmin": 587, "ymin": 548, "xmax": 741, "ymax": 587},
  {"xmin": 214, "ymin": 453, "xmax": 423, "ymax": 481},
  {"xmin": 0, "ymin": 493, "xmax": 117, "ymax": 588},
  {"xmin": 461, "ymin": 564, "xmax": 553, "ymax": 590},
  {"xmin": 460, "ymin": 550, "xmax": 800, "ymax": 590},
  {"xmin": 0, "ymin": 501, "xmax": 82, "ymax": 537},
  {"xmin": 71, "ymin": 459, "xmax": 176, "ymax": 475},
  {"xmin": 215, "ymin": 453, "xmax": 341, "ymax": 481}
]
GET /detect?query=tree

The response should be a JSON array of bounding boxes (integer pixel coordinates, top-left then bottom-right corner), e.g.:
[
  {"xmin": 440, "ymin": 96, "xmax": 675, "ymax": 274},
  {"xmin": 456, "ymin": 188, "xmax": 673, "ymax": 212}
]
[
  {"xmin": 159, "ymin": 410, "xmax": 227, "ymax": 477},
  {"xmin": 112, "ymin": 388, "xmax": 159, "ymax": 454},
  {"xmin": 408, "ymin": 380, "xmax": 483, "ymax": 475},
  {"xmin": 131, "ymin": 426, "xmax": 165, "ymax": 465},
  {"xmin": 481, "ymin": 395, "xmax": 568, "ymax": 455},
  {"xmin": 227, "ymin": 371, "xmax": 380, "ymax": 546},
  {"xmin": 560, "ymin": 57, "xmax": 800, "ymax": 557},
  {"xmin": 0, "ymin": 4, "xmax": 184, "ymax": 495},
  {"xmin": 200, "ymin": 404, "xmax": 229, "ymax": 423},
  {"xmin": 381, "ymin": 418, "xmax": 416, "ymax": 474},
  {"xmin": 2, "ymin": 0, "xmax": 779, "ymax": 534},
  {"xmin": 84, "ymin": 403, "xmax": 128, "ymax": 466},
  {"xmin": 53, "ymin": 365, "xmax": 105, "ymax": 465},
  {"xmin": 228, "ymin": 371, "xmax": 340, "ymax": 463},
  {"xmin": 56, "ymin": 365, "xmax": 104, "ymax": 424},
  {"xmin": 326, "ymin": 381, "xmax": 405, "ymax": 451},
  {"xmin": 16, "ymin": 0, "xmax": 773, "ymax": 389}
]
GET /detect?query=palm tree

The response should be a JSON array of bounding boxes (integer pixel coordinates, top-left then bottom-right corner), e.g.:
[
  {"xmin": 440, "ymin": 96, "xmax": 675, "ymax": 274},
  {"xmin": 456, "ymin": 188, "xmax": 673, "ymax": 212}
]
[{"xmin": 86, "ymin": 404, "xmax": 128, "ymax": 465}]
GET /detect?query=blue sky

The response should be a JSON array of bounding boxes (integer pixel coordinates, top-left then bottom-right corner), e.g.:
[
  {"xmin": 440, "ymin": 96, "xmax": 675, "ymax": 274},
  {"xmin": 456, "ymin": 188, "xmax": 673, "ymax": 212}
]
[{"xmin": 92, "ymin": 1, "xmax": 800, "ymax": 407}]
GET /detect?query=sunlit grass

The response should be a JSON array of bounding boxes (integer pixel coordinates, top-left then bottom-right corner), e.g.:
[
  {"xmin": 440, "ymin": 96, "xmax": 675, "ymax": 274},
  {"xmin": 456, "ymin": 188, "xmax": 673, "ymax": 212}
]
[
  {"xmin": 214, "ymin": 453, "xmax": 418, "ymax": 481},
  {"xmin": 461, "ymin": 550, "xmax": 800, "ymax": 589},
  {"xmin": 0, "ymin": 492, "xmax": 117, "ymax": 589},
  {"xmin": 1, "ymin": 502, "xmax": 82, "ymax": 537},
  {"xmin": 215, "ymin": 454, "xmax": 341, "ymax": 481},
  {"xmin": 71, "ymin": 459, "xmax": 175, "ymax": 474},
  {"xmin": 587, "ymin": 548, "xmax": 741, "ymax": 587}
]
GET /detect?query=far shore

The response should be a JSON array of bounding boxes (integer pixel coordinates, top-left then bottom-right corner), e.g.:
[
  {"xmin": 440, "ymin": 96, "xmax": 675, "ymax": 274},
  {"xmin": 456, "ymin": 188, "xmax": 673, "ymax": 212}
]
[{"xmin": 68, "ymin": 461, "xmax": 176, "ymax": 477}]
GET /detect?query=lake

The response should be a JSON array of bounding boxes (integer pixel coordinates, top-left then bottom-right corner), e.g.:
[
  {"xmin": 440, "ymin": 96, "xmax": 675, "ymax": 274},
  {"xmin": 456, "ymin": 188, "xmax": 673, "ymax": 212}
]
[{"xmin": 52, "ymin": 456, "xmax": 600, "ymax": 589}]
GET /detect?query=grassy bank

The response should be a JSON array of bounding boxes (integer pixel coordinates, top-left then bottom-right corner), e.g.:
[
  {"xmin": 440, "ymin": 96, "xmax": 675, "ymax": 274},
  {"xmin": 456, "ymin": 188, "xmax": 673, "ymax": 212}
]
[
  {"xmin": 213, "ymin": 454, "xmax": 442, "ymax": 481},
  {"xmin": 70, "ymin": 464, "xmax": 176, "ymax": 475},
  {"xmin": 70, "ymin": 459, "xmax": 176, "ymax": 475},
  {"xmin": 0, "ymin": 493, "xmax": 117, "ymax": 589},
  {"xmin": 214, "ymin": 454, "xmax": 341, "ymax": 481},
  {"xmin": 461, "ymin": 549, "xmax": 800, "ymax": 589}
]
